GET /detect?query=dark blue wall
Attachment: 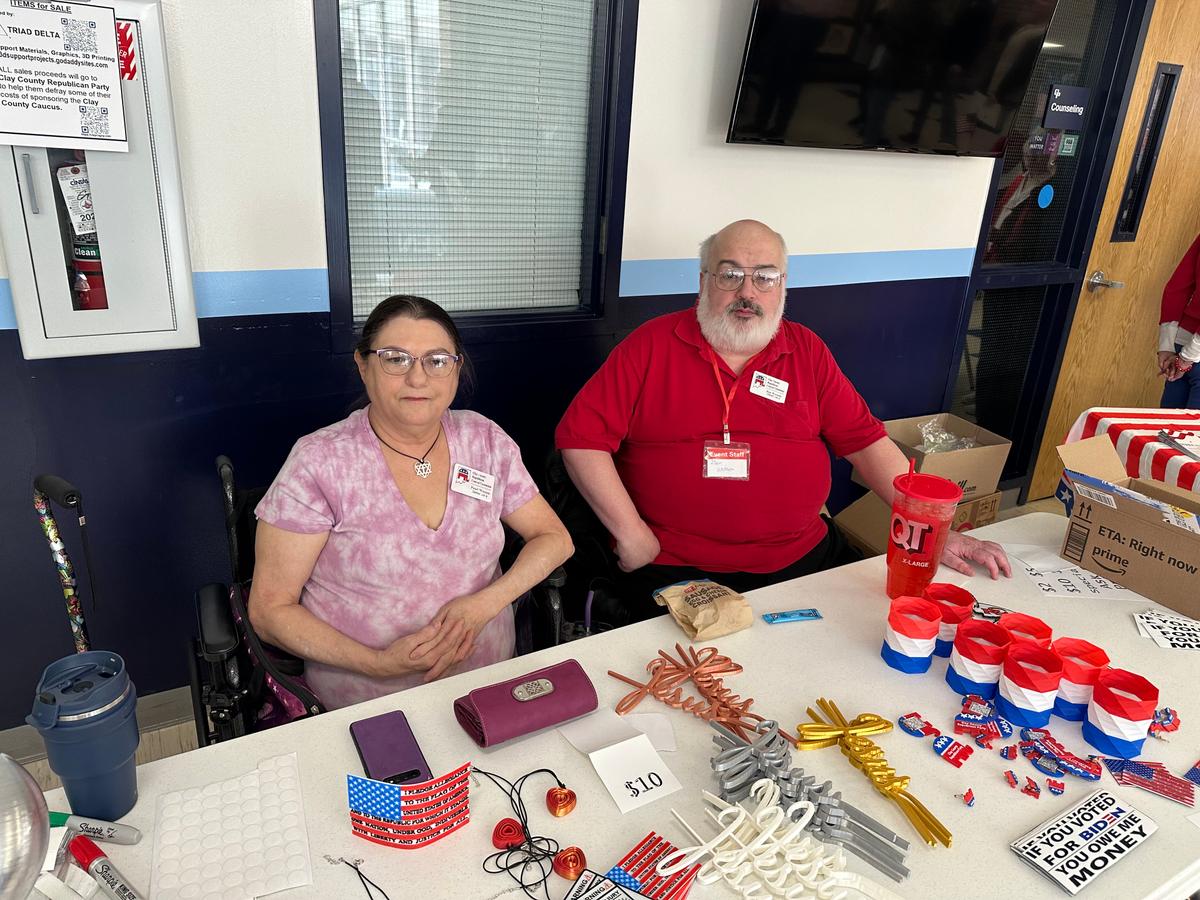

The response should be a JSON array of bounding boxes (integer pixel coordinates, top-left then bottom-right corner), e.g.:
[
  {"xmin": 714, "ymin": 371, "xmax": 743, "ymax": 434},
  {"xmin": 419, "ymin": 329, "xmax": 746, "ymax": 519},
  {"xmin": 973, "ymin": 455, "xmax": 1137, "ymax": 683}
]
[{"xmin": 0, "ymin": 274, "xmax": 965, "ymax": 728}]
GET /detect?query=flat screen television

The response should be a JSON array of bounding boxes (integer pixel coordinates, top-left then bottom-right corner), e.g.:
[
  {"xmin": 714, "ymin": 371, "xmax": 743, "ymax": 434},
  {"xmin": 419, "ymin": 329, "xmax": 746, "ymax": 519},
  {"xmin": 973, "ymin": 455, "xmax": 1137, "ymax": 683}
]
[{"xmin": 728, "ymin": 0, "xmax": 1059, "ymax": 157}]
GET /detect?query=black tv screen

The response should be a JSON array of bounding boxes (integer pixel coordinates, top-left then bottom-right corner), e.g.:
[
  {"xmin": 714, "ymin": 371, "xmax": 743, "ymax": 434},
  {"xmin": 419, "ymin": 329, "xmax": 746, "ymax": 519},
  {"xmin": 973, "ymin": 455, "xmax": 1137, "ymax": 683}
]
[{"xmin": 728, "ymin": 0, "xmax": 1059, "ymax": 157}]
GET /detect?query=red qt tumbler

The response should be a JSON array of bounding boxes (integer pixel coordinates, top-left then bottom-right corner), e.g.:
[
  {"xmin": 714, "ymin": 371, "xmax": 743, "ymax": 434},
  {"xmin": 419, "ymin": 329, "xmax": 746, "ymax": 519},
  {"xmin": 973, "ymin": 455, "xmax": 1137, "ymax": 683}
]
[{"xmin": 886, "ymin": 471, "xmax": 963, "ymax": 599}]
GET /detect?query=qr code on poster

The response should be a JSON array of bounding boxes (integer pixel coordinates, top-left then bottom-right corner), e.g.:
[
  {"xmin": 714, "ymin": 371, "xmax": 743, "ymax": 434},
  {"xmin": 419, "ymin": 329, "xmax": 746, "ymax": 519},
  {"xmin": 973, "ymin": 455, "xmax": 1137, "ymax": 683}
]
[
  {"xmin": 61, "ymin": 17, "xmax": 98, "ymax": 55},
  {"xmin": 79, "ymin": 106, "xmax": 109, "ymax": 137}
]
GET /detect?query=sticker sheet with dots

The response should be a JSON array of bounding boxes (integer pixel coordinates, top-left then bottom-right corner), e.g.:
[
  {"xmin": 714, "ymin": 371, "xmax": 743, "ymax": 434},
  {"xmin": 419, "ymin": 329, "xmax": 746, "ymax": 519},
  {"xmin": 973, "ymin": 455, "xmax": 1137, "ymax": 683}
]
[{"xmin": 150, "ymin": 753, "xmax": 312, "ymax": 899}]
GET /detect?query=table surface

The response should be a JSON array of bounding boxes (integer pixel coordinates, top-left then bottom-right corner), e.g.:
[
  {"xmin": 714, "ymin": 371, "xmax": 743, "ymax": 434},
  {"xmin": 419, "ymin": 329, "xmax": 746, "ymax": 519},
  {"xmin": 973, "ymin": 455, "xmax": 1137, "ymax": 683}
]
[{"xmin": 43, "ymin": 513, "xmax": 1200, "ymax": 900}]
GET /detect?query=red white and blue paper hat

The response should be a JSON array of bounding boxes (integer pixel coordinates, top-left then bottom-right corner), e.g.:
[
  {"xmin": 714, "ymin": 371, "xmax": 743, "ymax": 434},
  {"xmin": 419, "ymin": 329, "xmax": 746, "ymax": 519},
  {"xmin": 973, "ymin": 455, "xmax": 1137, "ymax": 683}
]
[
  {"xmin": 1082, "ymin": 668, "xmax": 1159, "ymax": 759},
  {"xmin": 997, "ymin": 612, "xmax": 1053, "ymax": 649},
  {"xmin": 1050, "ymin": 637, "xmax": 1110, "ymax": 721},
  {"xmin": 881, "ymin": 596, "xmax": 941, "ymax": 675},
  {"xmin": 994, "ymin": 644, "xmax": 1063, "ymax": 728},
  {"xmin": 923, "ymin": 584, "xmax": 975, "ymax": 657},
  {"xmin": 945, "ymin": 619, "xmax": 1011, "ymax": 699}
]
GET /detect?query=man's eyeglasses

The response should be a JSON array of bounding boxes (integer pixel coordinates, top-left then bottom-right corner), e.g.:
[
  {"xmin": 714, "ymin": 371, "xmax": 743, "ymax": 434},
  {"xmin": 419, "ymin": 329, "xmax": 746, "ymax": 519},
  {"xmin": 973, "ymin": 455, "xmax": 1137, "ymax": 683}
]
[
  {"xmin": 704, "ymin": 266, "xmax": 784, "ymax": 292},
  {"xmin": 371, "ymin": 348, "xmax": 461, "ymax": 377}
]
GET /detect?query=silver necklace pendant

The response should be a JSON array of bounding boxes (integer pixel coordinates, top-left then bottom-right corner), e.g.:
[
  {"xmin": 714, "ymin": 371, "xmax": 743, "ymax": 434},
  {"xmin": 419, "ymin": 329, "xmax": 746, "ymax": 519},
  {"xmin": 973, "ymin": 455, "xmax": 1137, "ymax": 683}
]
[{"xmin": 414, "ymin": 460, "xmax": 433, "ymax": 479}]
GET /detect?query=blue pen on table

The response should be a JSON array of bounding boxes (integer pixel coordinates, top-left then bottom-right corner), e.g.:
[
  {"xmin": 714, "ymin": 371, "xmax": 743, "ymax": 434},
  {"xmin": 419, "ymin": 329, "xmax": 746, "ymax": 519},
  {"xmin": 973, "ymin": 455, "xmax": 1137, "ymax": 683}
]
[
  {"xmin": 762, "ymin": 608, "xmax": 822, "ymax": 624},
  {"xmin": 49, "ymin": 811, "xmax": 141, "ymax": 844}
]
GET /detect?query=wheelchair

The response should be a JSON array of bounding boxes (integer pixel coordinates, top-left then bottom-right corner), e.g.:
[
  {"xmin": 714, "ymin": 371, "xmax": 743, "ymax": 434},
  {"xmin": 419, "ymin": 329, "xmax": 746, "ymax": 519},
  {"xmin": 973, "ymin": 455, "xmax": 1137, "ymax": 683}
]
[{"xmin": 189, "ymin": 454, "xmax": 568, "ymax": 746}]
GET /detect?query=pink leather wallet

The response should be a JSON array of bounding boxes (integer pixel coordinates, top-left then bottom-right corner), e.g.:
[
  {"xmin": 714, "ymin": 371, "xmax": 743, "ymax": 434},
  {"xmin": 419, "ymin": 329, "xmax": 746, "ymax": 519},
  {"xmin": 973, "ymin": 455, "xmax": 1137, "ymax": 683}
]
[{"xmin": 453, "ymin": 659, "xmax": 598, "ymax": 747}]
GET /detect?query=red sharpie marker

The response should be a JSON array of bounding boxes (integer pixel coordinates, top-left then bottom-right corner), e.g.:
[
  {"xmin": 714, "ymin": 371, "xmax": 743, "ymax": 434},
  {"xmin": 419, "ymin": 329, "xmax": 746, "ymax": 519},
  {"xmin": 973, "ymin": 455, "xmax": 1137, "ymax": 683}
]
[{"xmin": 68, "ymin": 835, "xmax": 145, "ymax": 900}]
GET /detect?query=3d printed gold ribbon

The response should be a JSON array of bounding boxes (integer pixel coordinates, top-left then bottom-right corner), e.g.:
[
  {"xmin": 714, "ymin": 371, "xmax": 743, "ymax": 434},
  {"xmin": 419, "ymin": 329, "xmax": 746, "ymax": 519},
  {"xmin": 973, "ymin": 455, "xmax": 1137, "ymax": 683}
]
[{"xmin": 796, "ymin": 698, "xmax": 951, "ymax": 848}]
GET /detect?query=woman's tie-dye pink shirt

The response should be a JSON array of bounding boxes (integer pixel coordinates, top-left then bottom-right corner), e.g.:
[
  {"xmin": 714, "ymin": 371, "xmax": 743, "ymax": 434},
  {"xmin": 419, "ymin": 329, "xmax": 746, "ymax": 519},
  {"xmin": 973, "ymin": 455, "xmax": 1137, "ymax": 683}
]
[{"xmin": 255, "ymin": 407, "xmax": 538, "ymax": 709}]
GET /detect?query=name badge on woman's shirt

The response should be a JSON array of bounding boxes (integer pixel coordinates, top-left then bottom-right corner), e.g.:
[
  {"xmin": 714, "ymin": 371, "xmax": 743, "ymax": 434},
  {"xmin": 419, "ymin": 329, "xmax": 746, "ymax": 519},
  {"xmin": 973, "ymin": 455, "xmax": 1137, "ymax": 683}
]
[{"xmin": 450, "ymin": 464, "xmax": 496, "ymax": 502}]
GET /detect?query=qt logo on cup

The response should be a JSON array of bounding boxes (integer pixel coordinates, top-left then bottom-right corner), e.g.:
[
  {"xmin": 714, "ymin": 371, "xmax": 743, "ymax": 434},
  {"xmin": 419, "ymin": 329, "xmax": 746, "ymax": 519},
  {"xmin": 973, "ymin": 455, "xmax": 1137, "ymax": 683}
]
[{"xmin": 890, "ymin": 513, "xmax": 933, "ymax": 554}]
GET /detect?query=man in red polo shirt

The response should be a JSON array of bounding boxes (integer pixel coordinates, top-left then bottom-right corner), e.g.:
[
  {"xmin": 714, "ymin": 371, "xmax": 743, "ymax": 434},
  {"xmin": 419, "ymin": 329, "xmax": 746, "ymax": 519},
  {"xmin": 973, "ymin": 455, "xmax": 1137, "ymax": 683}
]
[{"xmin": 556, "ymin": 219, "xmax": 1010, "ymax": 617}]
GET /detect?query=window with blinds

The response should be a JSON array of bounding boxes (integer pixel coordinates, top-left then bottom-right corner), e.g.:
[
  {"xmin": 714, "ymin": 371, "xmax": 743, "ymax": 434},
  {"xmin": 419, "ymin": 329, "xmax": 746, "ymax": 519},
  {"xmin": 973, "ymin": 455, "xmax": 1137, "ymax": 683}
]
[{"xmin": 338, "ymin": 0, "xmax": 599, "ymax": 318}]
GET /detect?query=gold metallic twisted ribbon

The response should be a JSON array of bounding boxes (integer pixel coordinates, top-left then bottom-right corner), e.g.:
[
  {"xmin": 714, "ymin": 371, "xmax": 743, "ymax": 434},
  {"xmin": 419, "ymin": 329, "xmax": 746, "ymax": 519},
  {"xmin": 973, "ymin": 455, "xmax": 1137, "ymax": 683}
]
[{"xmin": 796, "ymin": 698, "xmax": 951, "ymax": 848}]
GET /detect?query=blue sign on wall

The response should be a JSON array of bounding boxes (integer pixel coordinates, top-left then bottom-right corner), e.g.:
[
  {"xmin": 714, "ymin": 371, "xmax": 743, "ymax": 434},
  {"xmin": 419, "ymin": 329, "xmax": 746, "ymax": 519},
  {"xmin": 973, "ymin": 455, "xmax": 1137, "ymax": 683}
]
[{"xmin": 1044, "ymin": 84, "xmax": 1090, "ymax": 131}]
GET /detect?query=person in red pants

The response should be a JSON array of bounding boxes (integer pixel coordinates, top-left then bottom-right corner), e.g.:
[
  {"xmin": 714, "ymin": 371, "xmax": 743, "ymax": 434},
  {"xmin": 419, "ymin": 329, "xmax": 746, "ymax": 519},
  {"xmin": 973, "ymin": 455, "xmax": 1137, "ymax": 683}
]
[{"xmin": 1159, "ymin": 233, "xmax": 1200, "ymax": 409}]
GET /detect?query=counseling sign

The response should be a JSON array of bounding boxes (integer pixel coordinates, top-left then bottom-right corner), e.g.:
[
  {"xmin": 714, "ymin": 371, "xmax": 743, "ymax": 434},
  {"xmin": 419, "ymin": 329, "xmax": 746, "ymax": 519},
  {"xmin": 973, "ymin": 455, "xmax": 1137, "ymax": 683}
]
[
  {"xmin": 1010, "ymin": 789, "xmax": 1156, "ymax": 894},
  {"xmin": 0, "ymin": 0, "xmax": 127, "ymax": 151},
  {"xmin": 1044, "ymin": 84, "xmax": 1089, "ymax": 132}
]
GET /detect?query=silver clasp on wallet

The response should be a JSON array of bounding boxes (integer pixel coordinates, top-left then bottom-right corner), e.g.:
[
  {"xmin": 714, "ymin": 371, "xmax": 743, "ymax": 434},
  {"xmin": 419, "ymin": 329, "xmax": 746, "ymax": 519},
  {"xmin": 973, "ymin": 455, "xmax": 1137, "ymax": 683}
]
[{"xmin": 511, "ymin": 678, "xmax": 554, "ymax": 701}]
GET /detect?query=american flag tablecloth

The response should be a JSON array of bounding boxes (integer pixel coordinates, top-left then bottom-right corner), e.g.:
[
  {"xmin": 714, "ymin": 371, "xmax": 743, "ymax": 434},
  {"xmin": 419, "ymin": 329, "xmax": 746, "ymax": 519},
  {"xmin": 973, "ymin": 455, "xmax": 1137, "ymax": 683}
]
[{"xmin": 1064, "ymin": 408, "xmax": 1200, "ymax": 494}]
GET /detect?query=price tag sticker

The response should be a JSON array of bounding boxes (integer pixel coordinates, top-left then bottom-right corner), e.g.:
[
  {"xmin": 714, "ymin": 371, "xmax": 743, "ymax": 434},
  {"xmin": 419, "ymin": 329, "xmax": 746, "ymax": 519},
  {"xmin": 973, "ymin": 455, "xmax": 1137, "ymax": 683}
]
[{"xmin": 586, "ymin": 733, "xmax": 681, "ymax": 814}]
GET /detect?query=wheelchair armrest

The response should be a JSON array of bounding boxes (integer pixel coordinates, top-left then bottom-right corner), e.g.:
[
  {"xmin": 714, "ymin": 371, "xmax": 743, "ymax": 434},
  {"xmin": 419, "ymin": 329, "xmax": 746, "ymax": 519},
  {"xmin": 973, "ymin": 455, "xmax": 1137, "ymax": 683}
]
[{"xmin": 196, "ymin": 582, "xmax": 239, "ymax": 662}]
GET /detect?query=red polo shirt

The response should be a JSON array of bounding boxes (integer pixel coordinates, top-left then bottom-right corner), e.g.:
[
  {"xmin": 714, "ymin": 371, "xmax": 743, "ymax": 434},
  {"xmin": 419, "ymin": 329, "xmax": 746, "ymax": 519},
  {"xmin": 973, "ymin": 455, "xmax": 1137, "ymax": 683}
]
[{"xmin": 555, "ymin": 309, "xmax": 887, "ymax": 572}]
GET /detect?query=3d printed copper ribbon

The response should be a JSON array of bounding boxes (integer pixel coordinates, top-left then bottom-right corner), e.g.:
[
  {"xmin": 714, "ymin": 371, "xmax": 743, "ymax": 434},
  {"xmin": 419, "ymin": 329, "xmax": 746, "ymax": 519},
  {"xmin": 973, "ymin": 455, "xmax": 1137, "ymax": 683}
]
[
  {"xmin": 797, "ymin": 698, "xmax": 951, "ymax": 848},
  {"xmin": 609, "ymin": 644, "xmax": 798, "ymax": 746}
]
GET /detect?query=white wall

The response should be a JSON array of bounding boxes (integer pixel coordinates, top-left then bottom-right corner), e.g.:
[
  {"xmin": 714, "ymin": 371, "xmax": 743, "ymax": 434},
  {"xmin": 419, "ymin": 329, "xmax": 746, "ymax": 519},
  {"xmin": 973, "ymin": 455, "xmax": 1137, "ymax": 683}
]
[
  {"xmin": 621, "ymin": 0, "xmax": 996, "ymax": 264},
  {"xmin": 0, "ymin": 0, "xmax": 327, "ymax": 282}
]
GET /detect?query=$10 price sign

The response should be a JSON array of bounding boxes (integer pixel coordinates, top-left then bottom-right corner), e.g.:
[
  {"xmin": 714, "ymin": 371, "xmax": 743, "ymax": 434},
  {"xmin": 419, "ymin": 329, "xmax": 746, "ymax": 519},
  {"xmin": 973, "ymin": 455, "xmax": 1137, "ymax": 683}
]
[
  {"xmin": 625, "ymin": 771, "xmax": 664, "ymax": 799},
  {"xmin": 591, "ymin": 734, "xmax": 681, "ymax": 814}
]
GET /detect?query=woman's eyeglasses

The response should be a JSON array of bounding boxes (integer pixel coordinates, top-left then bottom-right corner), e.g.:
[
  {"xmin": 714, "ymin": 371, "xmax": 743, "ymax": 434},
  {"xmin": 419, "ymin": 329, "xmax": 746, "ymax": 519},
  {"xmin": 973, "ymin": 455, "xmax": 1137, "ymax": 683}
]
[{"xmin": 371, "ymin": 348, "xmax": 461, "ymax": 377}]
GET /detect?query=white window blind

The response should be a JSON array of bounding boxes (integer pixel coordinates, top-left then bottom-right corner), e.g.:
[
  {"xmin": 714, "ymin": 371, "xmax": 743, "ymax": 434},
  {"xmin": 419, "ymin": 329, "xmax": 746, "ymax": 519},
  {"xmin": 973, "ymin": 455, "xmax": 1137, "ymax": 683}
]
[{"xmin": 339, "ymin": 0, "xmax": 598, "ymax": 317}]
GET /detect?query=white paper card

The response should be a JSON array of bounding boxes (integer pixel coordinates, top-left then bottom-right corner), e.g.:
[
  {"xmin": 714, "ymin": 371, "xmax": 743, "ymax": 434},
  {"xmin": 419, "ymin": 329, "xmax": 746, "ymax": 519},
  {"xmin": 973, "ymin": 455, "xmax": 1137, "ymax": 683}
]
[
  {"xmin": 450, "ymin": 463, "xmax": 495, "ymax": 502},
  {"xmin": 558, "ymin": 708, "xmax": 641, "ymax": 755},
  {"xmin": 1010, "ymin": 789, "xmax": 1156, "ymax": 895},
  {"xmin": 41, "ymin": 825, "xmax": 68, "ymax": 872},
  {"xmin": 625, "ymin": 712, "xmax": 676, "ymax": 752},
  {"xmin": 588, "ymin": 733, "xmax": 681, "ymax": 814},
  {"xmin": 748, "ymin": 371, "xmax": 788, "ymax": 403},
  {"xmin": 0, "ymin": 0, "xmax": 128, "ymax": 151}
]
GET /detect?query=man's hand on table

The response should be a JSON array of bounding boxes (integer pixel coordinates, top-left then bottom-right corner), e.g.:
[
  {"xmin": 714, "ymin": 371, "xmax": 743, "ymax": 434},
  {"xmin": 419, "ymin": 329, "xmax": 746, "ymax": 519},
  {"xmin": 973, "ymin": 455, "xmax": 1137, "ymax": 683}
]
[
  {"xmin": 615, "ymin": 520, "xmax": 661, "ymax": 572},
  {"xmin": 941, "ymin": 530, "xmax": 1012, "ymax": 579}
]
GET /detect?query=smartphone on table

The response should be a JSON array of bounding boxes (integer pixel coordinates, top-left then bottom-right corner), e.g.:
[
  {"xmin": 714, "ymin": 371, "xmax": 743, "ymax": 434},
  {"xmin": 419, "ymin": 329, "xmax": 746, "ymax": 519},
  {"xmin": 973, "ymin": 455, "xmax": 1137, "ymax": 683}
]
[{"xmin": 349, "ymin": 709, "xmax": 432, "ymax": 785}]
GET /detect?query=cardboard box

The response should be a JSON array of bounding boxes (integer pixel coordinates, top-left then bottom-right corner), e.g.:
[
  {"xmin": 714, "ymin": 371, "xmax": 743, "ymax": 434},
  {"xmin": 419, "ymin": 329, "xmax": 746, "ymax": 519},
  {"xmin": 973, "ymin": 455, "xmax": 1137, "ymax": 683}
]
[
  {"xmin": 854, "ymin": 413, "xmax": 1012, "ymax": 500},
  {"xmin": 834, "ymin": 490, "xmax": 1002, "ymax": 558},
  {"xmin": 1057, "ymin": 436, "xmax": 1200, "ymax": 618}
]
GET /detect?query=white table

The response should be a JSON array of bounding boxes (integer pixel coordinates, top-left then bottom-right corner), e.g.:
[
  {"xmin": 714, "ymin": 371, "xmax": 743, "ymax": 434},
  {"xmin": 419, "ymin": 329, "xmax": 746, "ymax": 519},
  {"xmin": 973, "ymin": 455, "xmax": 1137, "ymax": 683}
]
[{"xmin": 43, "ymin": 514, "xmax": 1200, "ymax": 899}]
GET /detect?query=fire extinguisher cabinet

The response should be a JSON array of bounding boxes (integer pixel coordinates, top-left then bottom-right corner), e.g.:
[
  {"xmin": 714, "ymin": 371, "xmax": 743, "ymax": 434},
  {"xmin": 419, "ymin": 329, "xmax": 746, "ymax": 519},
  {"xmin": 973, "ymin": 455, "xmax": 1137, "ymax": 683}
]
[{"xmin": 0, "ymin": 0, "xmax": 197, "ymax": 359}]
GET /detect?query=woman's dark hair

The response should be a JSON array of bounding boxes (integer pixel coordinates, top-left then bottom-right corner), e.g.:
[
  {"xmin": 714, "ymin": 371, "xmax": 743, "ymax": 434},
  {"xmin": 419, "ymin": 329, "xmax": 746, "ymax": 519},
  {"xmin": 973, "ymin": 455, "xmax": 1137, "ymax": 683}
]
[{"xmin": 355, "ymin": 294, "xmax": 474, "ymax": 393}]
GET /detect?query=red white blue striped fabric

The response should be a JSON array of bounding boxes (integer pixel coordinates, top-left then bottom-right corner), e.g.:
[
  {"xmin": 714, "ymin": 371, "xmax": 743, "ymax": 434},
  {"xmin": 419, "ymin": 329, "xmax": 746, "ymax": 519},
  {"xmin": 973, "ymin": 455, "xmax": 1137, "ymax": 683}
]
[
  {"xmin": 1066, "ymin": 407, "xmax": 1200, "ymax": 494},
  {"xmin": 994, "ymin": 644, "xmax": 1063, "ymax": 728},
  {"xmin": 945, "ymin": 619, "xmax": 1011, "ymax": 699},
  {"xmin": 881, "ymin": 596, "xmax": 941, "ymax": 675},
  {"xmin": 1051, "ymin": 637, "xmax": 1109, "ymax": 721},
  {"xmin": 1082, "ymin": 668, "xmax": 1158, "ymax": 759}
]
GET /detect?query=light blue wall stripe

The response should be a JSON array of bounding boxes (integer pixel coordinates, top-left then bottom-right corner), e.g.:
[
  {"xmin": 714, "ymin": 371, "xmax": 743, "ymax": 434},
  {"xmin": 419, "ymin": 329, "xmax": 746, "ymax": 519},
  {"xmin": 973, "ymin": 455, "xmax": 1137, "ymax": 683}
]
[
  {"xmin": 192, "ymin": 268, "xmax": 329, "ymax": 318},
  {"xmin": 619, "ymin": 247, "xmax": 977, "ymax": 297},
  {"xmin": 0, "ymin": 248, "xmax": 975, "ymax": 329},
  {"xmin": 0, "ymin": 279, "xmax": 13, "ymax": 330},
  {"xmin": 0, "ymin": 269, "xmax": 330, "ymax": 329}
]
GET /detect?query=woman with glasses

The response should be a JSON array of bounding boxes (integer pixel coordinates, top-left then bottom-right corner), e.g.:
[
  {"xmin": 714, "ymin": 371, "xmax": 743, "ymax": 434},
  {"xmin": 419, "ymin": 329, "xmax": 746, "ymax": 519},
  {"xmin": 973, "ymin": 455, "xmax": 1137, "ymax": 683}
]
[{"xmin": 248, "ymin": 295, "xmax": 573, "ymax": 709}]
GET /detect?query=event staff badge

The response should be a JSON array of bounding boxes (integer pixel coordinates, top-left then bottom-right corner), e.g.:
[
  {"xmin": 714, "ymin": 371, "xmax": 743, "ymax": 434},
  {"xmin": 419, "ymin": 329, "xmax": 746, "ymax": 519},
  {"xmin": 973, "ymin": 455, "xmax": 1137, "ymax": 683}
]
[{"xmin": 703, "ymin": 440, "xmax": 751, "ymax": 480}]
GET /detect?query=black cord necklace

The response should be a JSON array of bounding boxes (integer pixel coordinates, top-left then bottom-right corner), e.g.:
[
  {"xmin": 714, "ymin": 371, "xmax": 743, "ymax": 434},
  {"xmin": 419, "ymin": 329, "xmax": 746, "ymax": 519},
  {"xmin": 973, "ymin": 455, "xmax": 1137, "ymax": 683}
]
[
  {"xmin": 368, "ymin": 412, "xmax": 442, "ymax": 479},
  {"xmin": 474, "ymin": 768, "xmax": 567, "ymax": 900}
]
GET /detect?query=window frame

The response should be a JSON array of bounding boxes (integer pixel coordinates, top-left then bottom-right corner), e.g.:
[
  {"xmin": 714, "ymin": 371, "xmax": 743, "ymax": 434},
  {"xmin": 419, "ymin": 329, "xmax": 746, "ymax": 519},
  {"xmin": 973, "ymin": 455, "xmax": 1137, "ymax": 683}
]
[{"xmin": 313, "ymin": 0, "xmax": 640, "ymax": 352}]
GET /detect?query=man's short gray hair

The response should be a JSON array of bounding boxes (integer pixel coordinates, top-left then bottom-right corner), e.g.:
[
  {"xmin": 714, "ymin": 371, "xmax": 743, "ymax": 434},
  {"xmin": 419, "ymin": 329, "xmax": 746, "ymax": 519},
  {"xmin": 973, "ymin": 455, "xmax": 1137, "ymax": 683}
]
[{"xmin": 698, "ymin": 225, "xmax": 788, "ymax": 271}]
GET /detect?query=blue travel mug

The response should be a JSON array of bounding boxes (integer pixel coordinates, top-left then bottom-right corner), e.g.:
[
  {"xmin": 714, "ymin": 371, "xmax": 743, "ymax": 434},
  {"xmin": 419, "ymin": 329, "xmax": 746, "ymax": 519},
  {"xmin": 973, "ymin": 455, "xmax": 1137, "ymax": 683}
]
[{"xmin": 26, "ymin": 651, "xmax": 139, "ymax": 820}]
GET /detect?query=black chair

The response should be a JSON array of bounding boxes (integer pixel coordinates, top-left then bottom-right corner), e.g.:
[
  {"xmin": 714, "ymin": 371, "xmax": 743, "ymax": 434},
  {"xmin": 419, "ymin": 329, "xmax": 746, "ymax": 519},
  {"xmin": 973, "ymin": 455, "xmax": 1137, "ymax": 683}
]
[
  {"xmin": 542, "ymin": 450, "xmax": 634, "ymax": 635},
  {"xmin": 190, "ymin": 454, "xmax": 568, "ymax": 746},
  {"xmin": 189, "ymin": 457, "xmax": 325, "ymax": 747}
]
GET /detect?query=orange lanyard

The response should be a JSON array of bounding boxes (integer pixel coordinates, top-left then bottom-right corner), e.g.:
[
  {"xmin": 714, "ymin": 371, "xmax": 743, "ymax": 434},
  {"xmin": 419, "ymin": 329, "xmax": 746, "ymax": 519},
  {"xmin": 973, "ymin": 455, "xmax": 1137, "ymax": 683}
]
[{"xmin": 708, "ymin": 351, "xmax": 738, "ymax": 445}]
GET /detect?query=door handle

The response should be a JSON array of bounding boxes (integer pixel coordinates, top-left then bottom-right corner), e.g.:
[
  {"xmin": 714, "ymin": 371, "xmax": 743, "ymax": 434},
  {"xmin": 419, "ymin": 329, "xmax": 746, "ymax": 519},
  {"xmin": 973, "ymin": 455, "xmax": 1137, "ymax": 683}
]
[
  {"xmin": 1087, "ymin": 270, "xmax": 1125, "ymax": 292},
  {"xmin": 20, "ymin": 153, "xmax": 39, "ymax": 214}
]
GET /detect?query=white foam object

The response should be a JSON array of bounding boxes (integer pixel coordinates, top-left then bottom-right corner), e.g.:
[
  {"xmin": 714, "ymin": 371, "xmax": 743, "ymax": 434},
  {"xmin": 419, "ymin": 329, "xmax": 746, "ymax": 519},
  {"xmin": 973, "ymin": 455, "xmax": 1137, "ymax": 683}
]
[
  {"xmin": 31, "ymin": 873, "xmax": 83, "ymax": 900},
  {"xmin": 150, "ymin": 753, "xmax": 312, "ymax": 900}
]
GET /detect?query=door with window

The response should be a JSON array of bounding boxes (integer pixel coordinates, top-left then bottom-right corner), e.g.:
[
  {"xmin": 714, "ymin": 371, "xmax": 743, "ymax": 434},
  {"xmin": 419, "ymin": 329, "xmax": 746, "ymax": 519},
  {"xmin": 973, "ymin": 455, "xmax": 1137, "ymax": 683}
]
[
  {"xmin": 945, "ymin": 0, "xmax": 1151, "ymax": 493},
  {"xmin": 1028, "ymin": 0, "xmax": 1200, "ymax": 497}
]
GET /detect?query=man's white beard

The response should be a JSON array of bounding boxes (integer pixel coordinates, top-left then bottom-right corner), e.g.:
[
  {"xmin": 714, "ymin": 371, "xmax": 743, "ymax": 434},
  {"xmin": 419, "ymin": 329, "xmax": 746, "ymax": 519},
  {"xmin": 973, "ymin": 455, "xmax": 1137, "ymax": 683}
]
[{"xmin": 696, "ymin": 284, "xmax": 785, "ymax": 355}]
